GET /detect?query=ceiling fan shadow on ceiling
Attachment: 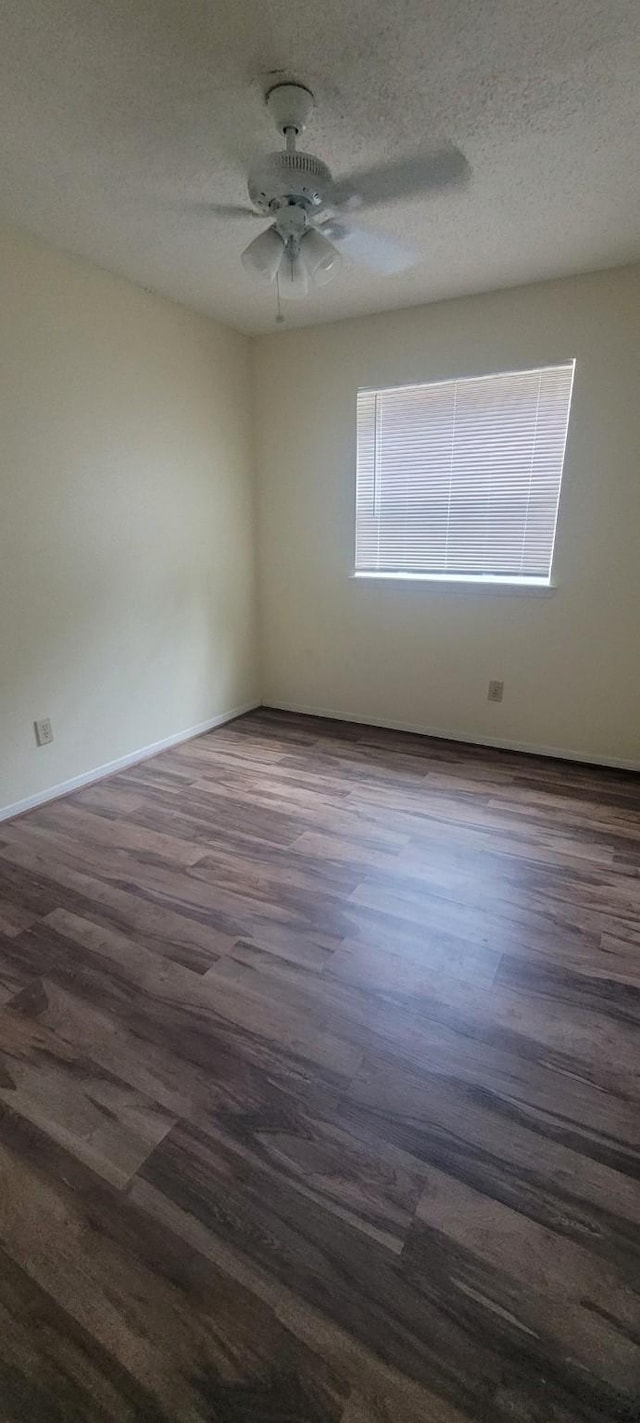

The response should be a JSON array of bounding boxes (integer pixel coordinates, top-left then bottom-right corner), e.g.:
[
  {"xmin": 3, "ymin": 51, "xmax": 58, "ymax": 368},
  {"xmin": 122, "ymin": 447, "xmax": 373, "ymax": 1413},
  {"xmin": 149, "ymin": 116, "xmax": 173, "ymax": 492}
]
[{"xmin": 210, "ymin": 82, "xmax": 470, "ymax": 307}]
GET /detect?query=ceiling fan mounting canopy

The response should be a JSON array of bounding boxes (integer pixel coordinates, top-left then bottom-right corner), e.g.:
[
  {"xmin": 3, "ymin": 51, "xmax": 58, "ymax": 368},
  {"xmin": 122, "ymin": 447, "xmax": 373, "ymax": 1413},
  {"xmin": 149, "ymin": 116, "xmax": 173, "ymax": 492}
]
[{"xmin": 265, "ymin": 82, "xmax": 315, "ymax": 137}]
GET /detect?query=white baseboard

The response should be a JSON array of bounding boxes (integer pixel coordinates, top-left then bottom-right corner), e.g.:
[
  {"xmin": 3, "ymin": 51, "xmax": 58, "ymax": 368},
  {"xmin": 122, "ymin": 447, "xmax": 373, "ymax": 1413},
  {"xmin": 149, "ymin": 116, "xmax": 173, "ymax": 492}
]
[
  {"xmin": 0, "ymin": 701, "xmax": 260, "ymax": 823},
  {"xmin": 263, "ymin": 700, "xmax": 640, "ymax": 773},
  {"xmin": 3, "ymin": 696, "xmax": 636, "ymax": 824}
]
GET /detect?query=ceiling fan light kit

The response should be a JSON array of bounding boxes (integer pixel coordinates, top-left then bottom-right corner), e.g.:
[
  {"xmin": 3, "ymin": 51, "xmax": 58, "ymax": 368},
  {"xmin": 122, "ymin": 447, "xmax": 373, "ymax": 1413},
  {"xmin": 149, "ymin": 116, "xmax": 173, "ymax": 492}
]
[{"xmin": 229, "ymin": 80, "xmax": 470, "ymax": 310}]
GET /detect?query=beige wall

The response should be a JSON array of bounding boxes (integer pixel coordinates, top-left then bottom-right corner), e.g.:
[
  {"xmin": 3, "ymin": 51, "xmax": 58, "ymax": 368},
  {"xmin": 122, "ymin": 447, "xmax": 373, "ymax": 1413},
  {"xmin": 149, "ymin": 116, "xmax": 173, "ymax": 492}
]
[
  {"xmin": 1, "ymin": 225, "xmax": 257, "ymax": 813},
  {"xmin": 254, "ymin": 264, "xmax": 640, "ymax": 768}
]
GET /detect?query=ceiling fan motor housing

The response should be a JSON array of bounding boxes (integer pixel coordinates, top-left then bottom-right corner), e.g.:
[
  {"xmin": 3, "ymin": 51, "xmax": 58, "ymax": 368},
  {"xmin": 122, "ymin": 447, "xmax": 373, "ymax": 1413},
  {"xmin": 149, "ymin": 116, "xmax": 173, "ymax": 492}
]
[{"xmin": 248, "ymin": 151, "xmax": 332, "ymax": 213}]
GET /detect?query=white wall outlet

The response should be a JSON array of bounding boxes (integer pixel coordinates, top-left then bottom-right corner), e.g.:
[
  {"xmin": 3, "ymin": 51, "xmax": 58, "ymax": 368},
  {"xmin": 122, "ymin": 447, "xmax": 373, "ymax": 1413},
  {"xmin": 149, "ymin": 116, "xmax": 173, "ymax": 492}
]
[
  {"xmin": 487, "ymin": 680, "xmax": 504, "ymax": 703},
  {"xmin": 34, "ymin": 717, "xmax": 54, "ymax": 746}
]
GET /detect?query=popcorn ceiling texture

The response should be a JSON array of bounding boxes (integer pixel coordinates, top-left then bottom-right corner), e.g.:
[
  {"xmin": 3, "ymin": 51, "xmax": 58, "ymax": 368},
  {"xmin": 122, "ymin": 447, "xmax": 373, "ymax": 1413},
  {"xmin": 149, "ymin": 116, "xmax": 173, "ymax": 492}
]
[{"xmin": 0, "ymin": 0, "xmax": 639, "ymax": 332}]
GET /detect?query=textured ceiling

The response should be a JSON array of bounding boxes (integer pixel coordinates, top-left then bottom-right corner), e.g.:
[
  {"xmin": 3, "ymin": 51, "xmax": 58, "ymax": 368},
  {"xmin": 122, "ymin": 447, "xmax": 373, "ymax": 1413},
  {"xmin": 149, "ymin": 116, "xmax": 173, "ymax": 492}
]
[{"xmin": 1, "ymin": 1, "xmax": 639, "ymax": 333}]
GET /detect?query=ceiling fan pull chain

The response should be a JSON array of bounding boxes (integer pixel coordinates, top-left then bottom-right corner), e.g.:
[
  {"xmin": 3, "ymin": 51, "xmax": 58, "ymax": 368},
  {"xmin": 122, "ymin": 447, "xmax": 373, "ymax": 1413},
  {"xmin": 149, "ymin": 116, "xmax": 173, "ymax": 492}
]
[{"xmin": 275, "ymin": 272, "xmax": 285, "ymax": 324}]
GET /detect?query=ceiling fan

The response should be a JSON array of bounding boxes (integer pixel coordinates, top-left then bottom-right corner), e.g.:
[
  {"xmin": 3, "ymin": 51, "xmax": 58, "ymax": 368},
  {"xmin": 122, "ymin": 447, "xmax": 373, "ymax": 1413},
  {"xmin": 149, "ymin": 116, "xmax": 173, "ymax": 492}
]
[{"xmin": 214, "ymin": 83, "xmax": 470, "ymax": 301}]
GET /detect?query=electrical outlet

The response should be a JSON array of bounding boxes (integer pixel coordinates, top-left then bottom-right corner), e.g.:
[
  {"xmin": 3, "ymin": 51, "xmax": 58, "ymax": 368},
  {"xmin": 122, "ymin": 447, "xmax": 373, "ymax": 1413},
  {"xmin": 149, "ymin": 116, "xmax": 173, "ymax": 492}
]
[
  {"xmin": 34, "ymin": 717, "xmax": 54, "ymax": 746},
  {"xmin": 487, "ymin": 680, "xmax": 504, "ymax": 703}
]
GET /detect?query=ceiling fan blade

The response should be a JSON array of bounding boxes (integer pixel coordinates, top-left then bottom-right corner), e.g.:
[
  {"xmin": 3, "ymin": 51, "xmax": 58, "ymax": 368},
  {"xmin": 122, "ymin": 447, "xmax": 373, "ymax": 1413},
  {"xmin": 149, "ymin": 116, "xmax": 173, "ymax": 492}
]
[
  {"xmin": 182, "ymin": 201, "xmax": 261, "ymax": 219},
  {"xmin": 328, "ymin": 146, "xmax": 470, "ymax": 211},
  {"xmin": 315, "ymin": 218, "xmax": 418, "ymax": 275}
]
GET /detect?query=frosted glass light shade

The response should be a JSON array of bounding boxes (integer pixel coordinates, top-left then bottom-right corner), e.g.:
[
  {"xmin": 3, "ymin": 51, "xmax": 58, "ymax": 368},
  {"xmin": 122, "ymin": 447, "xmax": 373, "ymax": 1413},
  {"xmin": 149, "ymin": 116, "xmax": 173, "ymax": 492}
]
[
  {"xmin": 301, "ymin": 228, "xmax": 341, "ymax": 286},
  {"xmin": 241, "ymin": 227, "xmax": 285, "ymax": 283}
]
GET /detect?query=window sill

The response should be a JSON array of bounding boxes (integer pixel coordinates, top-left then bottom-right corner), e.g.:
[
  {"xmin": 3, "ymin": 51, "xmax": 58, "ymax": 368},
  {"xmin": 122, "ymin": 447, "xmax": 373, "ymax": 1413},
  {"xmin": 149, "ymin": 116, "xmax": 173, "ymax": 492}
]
[{"xmin": 351, "ymin": 573, "xmax": 556, "ymax": 596}]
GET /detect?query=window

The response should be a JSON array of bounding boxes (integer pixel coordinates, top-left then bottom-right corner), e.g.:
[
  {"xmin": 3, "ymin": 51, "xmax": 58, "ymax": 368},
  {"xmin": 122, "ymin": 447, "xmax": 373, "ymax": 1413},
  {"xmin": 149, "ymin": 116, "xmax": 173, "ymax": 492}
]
[{"xmin": 354, "ymin": 361, "xmax": 575, "ymax": 586}]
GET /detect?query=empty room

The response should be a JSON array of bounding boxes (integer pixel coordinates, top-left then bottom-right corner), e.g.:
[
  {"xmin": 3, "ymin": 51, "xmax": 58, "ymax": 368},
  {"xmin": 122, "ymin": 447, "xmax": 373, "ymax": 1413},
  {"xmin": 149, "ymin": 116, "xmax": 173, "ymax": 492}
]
[{"xmin": 0, "ymin": 3, "xmax": 639, "ymax": 1420}]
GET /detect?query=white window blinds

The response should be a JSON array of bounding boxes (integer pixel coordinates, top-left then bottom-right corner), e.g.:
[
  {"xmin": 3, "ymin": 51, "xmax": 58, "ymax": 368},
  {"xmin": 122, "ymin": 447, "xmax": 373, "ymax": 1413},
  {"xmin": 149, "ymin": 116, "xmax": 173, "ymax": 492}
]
[{"xmin": 355, "ymin": 361, "xmax": 575, "ymax": 583}]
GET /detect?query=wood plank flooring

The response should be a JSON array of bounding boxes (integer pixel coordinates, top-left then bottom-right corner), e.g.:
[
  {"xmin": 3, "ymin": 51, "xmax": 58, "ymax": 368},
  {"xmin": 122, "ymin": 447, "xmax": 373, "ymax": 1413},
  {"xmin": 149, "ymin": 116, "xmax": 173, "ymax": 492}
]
[{"xmin": 0, "ymin": 707, "xmax": 639, "ymax": 1421}]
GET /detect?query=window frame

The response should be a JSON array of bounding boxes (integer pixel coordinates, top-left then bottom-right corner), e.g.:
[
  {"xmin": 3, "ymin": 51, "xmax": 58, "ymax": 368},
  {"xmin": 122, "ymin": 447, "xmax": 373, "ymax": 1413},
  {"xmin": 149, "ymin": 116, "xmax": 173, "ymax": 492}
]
[{"xmin": 352, "ymin": 361, "xmax": 576, "ymax": 592}]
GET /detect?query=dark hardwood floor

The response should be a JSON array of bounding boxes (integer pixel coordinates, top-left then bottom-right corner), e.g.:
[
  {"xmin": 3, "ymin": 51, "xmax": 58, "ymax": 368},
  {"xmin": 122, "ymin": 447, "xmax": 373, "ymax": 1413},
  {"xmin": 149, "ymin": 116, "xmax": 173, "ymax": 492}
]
[{"xmin": 0, "ymin": 707, "xmax": 639, "ymax": 1422}]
